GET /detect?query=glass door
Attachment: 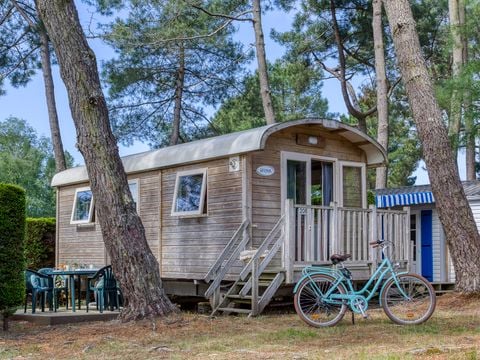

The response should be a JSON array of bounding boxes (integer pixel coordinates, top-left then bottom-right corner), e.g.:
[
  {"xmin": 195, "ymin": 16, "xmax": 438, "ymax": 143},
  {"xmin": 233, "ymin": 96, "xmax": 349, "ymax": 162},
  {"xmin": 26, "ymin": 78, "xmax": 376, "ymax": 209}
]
[
  {"xmin": 286, "ymin": 159, "xmax": 307, "ymax": 205},
  {"xmin": 311, "ymin": 160, "xmax": 333, "ymax": 206},
  {"xmin": 285, "ymin": 155, "xmax": 334, "ymax": 206},
  {"xmin": 283, "ymin": 152, "xmax": 335, "ymax": 262}
]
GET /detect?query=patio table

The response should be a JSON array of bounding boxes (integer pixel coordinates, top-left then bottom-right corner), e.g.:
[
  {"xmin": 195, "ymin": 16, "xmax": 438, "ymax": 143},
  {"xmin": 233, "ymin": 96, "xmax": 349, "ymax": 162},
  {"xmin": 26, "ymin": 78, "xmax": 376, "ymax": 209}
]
[{"xmin": 49, "ymin": 269, "xmax": 98, "ymax": 312}]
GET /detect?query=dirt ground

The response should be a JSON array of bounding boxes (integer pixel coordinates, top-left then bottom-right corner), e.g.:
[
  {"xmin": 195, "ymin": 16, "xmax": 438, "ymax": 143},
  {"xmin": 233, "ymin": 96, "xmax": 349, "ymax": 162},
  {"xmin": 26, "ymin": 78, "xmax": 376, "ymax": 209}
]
[{"xmin": 1, "ymin": 293, "xmax": 479, "ymax": 359}]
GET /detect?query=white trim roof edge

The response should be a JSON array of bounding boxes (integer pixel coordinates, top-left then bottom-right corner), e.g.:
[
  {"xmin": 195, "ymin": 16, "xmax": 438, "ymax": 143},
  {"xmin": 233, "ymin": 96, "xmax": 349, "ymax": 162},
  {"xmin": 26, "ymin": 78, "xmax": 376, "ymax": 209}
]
[{"xmin": 51, "ymin": 118, "xmax": 387, "ymax": 187}]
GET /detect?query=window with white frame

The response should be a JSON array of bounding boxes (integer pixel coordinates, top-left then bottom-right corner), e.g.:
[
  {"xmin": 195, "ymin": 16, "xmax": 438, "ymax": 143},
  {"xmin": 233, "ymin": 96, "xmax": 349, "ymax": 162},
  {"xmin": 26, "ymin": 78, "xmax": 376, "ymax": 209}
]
[
  {"xmin": 71, "ymin": 187, "xmax": 94, "ymax": 224},
  {"xmin": 129, "ymin": 179, "xmax": 139, "ymax": 209},
  {"xmin": 171, "ymin": 169, "xmax": 207, "ymax": 216}
]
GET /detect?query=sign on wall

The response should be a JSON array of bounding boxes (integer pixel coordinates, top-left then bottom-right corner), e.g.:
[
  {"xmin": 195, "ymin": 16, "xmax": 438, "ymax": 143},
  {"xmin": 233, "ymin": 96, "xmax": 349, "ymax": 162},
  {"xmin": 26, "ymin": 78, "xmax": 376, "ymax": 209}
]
[{"xmin": 256, "ymin": 165, "xmax": 275, "ymax": 177}]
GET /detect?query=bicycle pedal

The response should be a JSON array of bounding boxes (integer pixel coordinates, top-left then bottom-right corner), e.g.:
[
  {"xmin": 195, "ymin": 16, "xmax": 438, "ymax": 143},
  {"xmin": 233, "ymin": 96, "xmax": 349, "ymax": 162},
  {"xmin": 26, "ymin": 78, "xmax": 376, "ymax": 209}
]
[{"xmin": 362, "ymin": 313, "xmax": 369, "ymax": 319}]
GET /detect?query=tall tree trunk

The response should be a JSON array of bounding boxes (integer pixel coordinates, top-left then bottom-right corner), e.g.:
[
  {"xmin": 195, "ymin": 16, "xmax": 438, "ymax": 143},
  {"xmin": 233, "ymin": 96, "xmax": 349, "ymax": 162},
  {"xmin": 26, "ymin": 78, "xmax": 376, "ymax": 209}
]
[
  {"xmin": 252, "ymin": 0, "xmax": 275, "ymax": 125},
  {"xmin": 460, "ymin": 1, "xmax": 475, "ymax": 180},
  {"xmin": 12, "ymin": 0, "xmax": 67, "ymax": 172},
  {"xmin": 170, "ymin": 43, "xmax": 185, "ymax": 146},
  {"xmin": 373, "ymin": 0, "xmax": 389, "ymax": 189},
  {"xmin": 448, "ymin": 0, "xmax": 463, "ymax": 158},
  {"xmin": 465, "ymin": 93, "xmax": 475, "ymax": 179},
  {"xmin": 37, "ymin": 0, "xmax": 178, "ymax": 320},
  {"xmin": 38, "ymin": 28, "xmax": 67, "ymax": 172},
  {"xmin": 383, "ymin": 0, "xmax": 480, "ymax": 292}
]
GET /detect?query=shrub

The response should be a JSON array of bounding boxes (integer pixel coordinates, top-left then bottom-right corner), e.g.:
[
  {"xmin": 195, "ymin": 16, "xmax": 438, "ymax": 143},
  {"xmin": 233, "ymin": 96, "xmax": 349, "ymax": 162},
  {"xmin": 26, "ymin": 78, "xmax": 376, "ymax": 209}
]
[
  {"xmin": 24, "ymin": 218, "xmax": 56, "ymax": 269},
  {"xmin": 367, "ymin": 190, "xmax": 375, "ymax": 206},
  {"xmin": 0, "ymin": 184, "xmax": 26, "ymax": 331}
]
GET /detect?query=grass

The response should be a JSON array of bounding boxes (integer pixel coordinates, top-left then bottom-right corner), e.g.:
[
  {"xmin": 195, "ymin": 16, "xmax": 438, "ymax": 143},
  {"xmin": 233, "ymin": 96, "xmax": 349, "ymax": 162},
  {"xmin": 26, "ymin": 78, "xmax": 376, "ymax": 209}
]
[{"xmin": 0, "ymin": 293, "xmax": 479, "ymax": 359}]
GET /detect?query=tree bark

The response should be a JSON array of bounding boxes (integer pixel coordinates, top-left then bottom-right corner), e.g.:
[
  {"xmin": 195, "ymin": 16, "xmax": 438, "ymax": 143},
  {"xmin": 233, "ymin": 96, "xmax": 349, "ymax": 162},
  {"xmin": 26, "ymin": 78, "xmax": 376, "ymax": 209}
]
[
  {"xmin": 465, "ymin": 93, "xmax": 475, "ymax": 180},
  {"xmin": 38, "ymin": 27, "xmax": 67, "ymax": 172},
  {"xmin": 252, "ymin": 0, "xmax": 275, "ymax": 125},
  {"xmin": 448, "ymin": 0, "xmax": 463, "ymax": 157},
  {"xmin": 373, "ymin": 0, "xmax": 389, "ymax": 189},
  {"xmin": 383, "ymin": 0, "xmax": 480, "ymax": 292},
  {"xmin": 460, "ymin": 1, "xmax": 475, "ymax": 180},
  {"xmin": 37, "ymin": 1, "xmax": 178, "ymax": 320},
  {"xmin": 170, "ymin": 44, "xmax": 185, "ymax": 146}
]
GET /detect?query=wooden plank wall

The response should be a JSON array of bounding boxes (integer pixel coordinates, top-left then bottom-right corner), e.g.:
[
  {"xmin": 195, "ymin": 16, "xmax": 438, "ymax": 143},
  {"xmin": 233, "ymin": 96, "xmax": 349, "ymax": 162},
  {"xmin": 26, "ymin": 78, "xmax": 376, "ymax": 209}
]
[
  {"xmin": 160, "ymin": 158, "xmax": 244, "ymax": 279},
  {"xmin": 250, "ymin": 127, "xmax": 366, "ymax": 260},
  {"xmin": 57, "ymin": 185, "xmax": 104, "ymax": 267},
  {"xmin": 56, "ymin": 171, "xmax": 161, "ymax": 269},
  {"xmin": 137, "ymin": 171, "xmax": 162, "ymax": 262}
]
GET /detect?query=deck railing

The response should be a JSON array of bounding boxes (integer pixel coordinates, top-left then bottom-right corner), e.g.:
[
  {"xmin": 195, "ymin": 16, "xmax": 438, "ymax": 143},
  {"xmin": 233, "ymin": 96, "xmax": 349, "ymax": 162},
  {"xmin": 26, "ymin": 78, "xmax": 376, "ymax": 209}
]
[{"xmin": 283, "ymin": 200, "xmax": 410, "ymax": 282}]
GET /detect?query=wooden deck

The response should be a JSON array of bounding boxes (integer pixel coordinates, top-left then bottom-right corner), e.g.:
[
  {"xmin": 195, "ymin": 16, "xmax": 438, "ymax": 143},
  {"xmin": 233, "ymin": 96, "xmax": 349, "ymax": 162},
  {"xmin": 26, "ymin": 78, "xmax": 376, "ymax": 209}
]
[{"xmin": 12, "ymin": 309, "xmax": 119, "ymax": 325}]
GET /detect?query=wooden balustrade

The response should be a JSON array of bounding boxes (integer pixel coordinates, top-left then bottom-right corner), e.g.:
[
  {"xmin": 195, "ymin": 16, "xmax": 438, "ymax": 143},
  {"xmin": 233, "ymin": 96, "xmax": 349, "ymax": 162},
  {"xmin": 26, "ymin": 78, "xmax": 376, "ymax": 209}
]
[{"xmin": 283, "ymin": 200, "xmax": 410, "ymax": 281}]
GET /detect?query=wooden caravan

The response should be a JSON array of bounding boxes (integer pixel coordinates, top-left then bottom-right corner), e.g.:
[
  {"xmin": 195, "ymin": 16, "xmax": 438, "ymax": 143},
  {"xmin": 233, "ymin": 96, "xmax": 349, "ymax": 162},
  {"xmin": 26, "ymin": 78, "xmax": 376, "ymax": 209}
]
[{"xmin": 52, "ymin": 118, "xmax": 411, "ymax": 315}]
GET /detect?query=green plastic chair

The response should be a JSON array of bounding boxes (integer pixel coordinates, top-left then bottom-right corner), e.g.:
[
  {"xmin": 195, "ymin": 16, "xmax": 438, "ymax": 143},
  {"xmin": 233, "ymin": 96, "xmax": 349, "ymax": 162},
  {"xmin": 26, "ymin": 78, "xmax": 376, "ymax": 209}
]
[
  {"xmin": 86, "ymin": 266, "xmax": 121, "ymax": 313},
  {"xmin": 38, "ymin": 268, "xmax": 69, "ymax": 311},
  {"xmin": 25, "ymin": 270, "xmax": 54, "ymax": 313}
]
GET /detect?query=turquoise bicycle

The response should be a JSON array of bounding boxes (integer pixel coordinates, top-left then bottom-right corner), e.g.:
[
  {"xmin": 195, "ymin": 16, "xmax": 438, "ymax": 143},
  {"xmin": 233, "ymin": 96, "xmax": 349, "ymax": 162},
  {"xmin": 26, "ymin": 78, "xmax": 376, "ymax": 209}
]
[{"xmin": 293, "ymin": 239, "xmax": 436, "ymax": 327}]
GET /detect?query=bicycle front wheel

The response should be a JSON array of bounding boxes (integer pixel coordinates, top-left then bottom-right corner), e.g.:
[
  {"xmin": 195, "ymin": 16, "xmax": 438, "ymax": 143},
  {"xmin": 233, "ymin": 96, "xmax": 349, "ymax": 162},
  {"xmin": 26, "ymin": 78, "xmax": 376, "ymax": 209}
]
[
  {"xmin": 381, "ymin": 273, "xmax": 436, "ymax": 325},
  {"xmin": 294, "ymin": 274, "xmax": 347, "ymax": 327}
]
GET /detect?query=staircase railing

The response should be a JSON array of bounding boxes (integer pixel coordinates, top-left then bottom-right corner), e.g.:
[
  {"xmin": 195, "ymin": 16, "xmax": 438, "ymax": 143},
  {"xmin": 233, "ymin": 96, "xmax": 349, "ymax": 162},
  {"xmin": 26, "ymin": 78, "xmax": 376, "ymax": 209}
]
[
  {"xmin": 204, "ymin": 219, "xmax": 249, "ymax": 298},
  {"xmin": 238, "ymin": 215, "xmax": 285, "ymax": 294},
  {"xmin": 207, "ymin": 215, "xmax": 286, "ymax": 316},
  {"xmin": 235, "ymin": 215, "xmax": 285, "ymax": 316}
]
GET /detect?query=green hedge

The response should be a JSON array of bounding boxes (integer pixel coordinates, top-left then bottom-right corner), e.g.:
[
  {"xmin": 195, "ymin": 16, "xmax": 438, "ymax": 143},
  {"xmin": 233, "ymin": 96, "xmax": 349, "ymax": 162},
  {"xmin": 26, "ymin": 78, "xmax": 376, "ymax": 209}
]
[
  {"xmin": 0, "ymin": 183, "xmax": 26, "ymax": 326},
  {"xmin": 24, "ymin": 218, "xmax": 56, "ymax": 270}
]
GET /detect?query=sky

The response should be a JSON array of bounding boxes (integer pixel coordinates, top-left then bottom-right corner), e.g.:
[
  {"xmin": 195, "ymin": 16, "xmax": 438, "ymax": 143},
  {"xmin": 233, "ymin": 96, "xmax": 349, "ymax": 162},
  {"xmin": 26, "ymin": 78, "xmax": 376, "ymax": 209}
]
[{"xmin": 0, "ymin": 3, "xmax": 464, "ymax": 186}]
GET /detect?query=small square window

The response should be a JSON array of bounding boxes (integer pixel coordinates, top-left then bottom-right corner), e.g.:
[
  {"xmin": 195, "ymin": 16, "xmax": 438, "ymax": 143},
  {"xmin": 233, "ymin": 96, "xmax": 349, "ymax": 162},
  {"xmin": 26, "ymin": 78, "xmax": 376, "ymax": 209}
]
[
  {"xmin": 171, "ymin": 169, "xmax": 207, "ymax": 217},
  {"xmin": 71, "ymin": 187, "xmax": 94, "ymax": 224}
]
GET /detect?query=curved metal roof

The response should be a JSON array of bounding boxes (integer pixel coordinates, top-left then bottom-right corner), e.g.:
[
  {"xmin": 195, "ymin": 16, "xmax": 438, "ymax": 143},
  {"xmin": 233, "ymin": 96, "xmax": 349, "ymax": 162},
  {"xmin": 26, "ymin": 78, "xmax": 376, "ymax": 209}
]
[{"xmin": 51, "ymin": 118, "xmax": 387, "ymax": 187}]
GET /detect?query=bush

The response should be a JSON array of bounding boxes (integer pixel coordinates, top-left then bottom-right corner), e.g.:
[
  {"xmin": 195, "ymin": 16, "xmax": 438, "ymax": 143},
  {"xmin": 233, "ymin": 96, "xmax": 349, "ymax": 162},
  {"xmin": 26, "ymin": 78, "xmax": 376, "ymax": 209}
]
[
  {"xmin": 0, "ymin": 184, "xmax": 26, "ymax": 330},
  {"xmin": 25, "ymin": 218, "xmax": 56, "ymax": 270}
]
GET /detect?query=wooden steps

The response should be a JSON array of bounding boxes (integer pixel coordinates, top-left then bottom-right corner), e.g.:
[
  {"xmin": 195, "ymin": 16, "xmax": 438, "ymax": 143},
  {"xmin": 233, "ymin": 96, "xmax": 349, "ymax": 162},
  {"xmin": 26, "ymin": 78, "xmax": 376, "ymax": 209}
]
[
  {"xmin": 217, "ymin": 307, "xmax": 251, "ymax": 314},
  {"xmin": 205, "ymin": 216, "xmax": 287, "ymax": 317},
  {"xmin": 211, "ymin": 270, "xmax": 285, "ymax": 317}
]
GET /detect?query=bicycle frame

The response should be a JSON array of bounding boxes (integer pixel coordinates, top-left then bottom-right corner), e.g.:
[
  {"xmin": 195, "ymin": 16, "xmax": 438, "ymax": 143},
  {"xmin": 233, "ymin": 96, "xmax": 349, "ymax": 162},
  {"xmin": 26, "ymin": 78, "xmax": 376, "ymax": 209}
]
[{"xmin": 294, "ymin": 257, "xmax": 409, "ymax": 307}]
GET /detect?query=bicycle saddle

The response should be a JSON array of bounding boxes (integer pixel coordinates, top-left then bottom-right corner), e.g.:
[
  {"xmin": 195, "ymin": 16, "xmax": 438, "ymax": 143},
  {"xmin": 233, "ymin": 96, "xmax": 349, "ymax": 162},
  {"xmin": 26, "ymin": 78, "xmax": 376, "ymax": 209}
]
[{"xmin": 330, "ymin": 254, "xmax": 352, "ymax": 264}]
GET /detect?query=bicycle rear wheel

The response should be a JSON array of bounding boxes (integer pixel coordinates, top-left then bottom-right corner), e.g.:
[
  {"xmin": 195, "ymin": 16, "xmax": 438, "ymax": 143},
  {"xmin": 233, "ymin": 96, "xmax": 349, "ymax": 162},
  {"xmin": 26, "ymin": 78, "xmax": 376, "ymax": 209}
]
[
  {"xmin": 381, "ymin": 273, "xmax": 436, "ymax": 325},
  {"xmin": 294, "ymin": 274, "xmax": 347, "ymax": 327}
]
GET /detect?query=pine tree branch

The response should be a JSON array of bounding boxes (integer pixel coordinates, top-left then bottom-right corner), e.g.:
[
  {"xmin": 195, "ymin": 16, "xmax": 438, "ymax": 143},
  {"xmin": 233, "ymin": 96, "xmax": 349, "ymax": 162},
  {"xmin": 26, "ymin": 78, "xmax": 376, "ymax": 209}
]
[
  {"xmin": 109, "ymin": 98, "xmax": 173, "ymax": 112},
  {"xmin": 0, "ymin": 4, "xmax": 14, "ymax": 27},
  {"xmin": 342, "ymin": 44, "xmax": 374, "ymax": 69},
  {"xmin": 189, "ymin": 2, "xmax": 253, "ymax": 23},
  {"xmin": 100, "ymin": 15, "xmax": 237, "ymax": 46},
  {"xmin": 387, "ymin": 76, "xmax": 402, "ymax": 98},
  {"xmin": 10, "ymin": 0, "xmax": 36, "ymax": 28},
  {"xmin": 181, "ymin": 104, "xmax": 220, "ymax": 135},
  {"xmin": 0, "ymin": 45, "xmax": 38, "ymax": 81}
]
